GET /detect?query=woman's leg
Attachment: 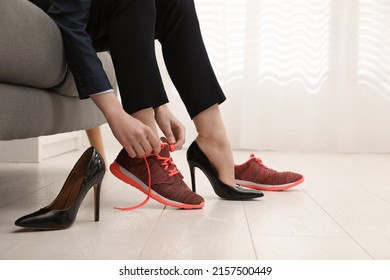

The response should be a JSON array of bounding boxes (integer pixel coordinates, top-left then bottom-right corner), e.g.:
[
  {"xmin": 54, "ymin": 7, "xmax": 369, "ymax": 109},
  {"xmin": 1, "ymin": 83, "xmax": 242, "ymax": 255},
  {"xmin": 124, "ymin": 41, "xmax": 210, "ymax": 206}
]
[
  {"xmin": 89, "ymin": 0, "xmax": 165, "ymax": 148},
  {"xmin": 155, "ymin": 0, "xmax": 234, "ymax": 185},
  {"xmin": 87, "ymin": 0, "xmax": 165, "ymax": 158},
  {"xmin": 88, "ymin": 0, "xmax": 169, "ymax": 117},
  {"xmin": 130, "ymin": 108, "xmax": 159, "ymax": 136},
  {"xmin": 155, "ymin": 0, "xmax": 226, "ymax": 119},
  {"xmin": 192, "ymin": 105, "xmax": 235, "ymax": 186},
  {"xmin": 86, "ymin": 0, "xmax": 205, "ymax": 209}
]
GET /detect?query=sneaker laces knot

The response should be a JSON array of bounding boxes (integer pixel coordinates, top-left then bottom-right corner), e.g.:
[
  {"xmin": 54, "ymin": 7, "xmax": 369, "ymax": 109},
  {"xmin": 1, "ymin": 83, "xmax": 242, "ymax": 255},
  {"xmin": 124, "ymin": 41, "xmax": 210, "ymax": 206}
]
[{"xmin": 157, "ymin": 155, "xmax": 180, "ymax": 177}]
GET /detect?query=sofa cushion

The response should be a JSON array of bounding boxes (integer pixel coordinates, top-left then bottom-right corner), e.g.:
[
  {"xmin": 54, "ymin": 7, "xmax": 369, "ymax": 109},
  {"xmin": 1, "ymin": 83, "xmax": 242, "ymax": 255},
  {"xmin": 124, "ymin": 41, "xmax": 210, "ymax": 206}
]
[
  {"xmin": 0, "ymin": 0, "xmax": 67, "ymax": 89},
  {"xmin": 0, "ymin": 83, "xmax": 107, "ymax": 140}
]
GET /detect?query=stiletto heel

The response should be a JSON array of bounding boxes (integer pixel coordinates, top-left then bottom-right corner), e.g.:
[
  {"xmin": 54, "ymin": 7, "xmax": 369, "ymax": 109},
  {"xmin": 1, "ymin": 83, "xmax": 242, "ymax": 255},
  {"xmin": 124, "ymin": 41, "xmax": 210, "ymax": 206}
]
[
  {"xmin": 93, "ymin": 178, "xmax": 103, "ymax": 222},
  {"xmin": 15, "ymin": 147, "xmax": 105, "ymax": 230},
  {"xmin": 186, "ymin": 141, "xmax": 263, "ymax": 200},
  {"xmin": 188, "ymin": 161, "xmax": 197, "ymax": 193}
]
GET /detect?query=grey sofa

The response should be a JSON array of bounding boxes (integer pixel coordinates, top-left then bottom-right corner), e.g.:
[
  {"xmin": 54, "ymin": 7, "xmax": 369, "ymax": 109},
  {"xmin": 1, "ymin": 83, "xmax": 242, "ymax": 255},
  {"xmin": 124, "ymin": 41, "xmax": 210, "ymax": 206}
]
[{"xmin": 0, "ymin": 0, "xmax": 116, "ymax": 141}]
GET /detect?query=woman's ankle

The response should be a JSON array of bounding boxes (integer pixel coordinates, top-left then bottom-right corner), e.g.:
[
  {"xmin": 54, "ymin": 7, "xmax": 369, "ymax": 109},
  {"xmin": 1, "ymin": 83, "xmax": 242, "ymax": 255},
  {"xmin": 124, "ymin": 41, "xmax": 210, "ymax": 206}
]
[
  {"xmin": 195, "ymin": 133, "xmax": 231, "ymax": 149},
  {"xmin": 195, "ymin": 135, "xmax": 236, "ymax": 186}
]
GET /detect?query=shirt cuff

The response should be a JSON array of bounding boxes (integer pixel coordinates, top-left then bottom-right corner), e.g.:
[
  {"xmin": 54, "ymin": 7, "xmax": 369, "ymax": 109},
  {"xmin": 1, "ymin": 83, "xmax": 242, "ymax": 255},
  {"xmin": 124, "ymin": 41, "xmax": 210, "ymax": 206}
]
[{"xmin": 89, "ymin": 89, "xmax": 115, "ymax": 96}]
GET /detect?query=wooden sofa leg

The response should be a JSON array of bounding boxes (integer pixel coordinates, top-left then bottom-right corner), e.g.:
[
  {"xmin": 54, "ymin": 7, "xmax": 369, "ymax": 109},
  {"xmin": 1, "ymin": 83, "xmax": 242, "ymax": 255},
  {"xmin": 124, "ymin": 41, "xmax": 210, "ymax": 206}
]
[{"xmin": 85, "ymin": 126, "xmax": 108, "ymax": 169}]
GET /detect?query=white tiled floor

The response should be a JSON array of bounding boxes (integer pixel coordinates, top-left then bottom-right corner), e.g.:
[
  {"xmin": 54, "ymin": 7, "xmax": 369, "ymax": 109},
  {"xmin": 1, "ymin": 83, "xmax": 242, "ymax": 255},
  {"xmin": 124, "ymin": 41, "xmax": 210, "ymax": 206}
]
[{"xmin": 1, "ymin": 148, "xmax": 390, "ymax": 260}]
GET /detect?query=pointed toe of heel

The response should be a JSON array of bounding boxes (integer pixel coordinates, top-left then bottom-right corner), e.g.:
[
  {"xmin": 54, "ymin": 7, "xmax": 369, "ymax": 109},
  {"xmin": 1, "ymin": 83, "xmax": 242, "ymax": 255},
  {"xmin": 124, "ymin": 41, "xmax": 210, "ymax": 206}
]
[
  {"xmin": 15, "ymin": 208, "xmax": 72, "ymax": 230},
  {"xmin": 222, "ymin": 184, "xmax": 264, "ymax": 200}
]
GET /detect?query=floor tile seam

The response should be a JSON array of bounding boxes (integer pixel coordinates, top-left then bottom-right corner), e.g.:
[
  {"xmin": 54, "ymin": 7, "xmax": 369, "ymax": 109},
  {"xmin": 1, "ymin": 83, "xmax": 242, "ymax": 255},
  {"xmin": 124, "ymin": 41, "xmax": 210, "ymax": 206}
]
[
  {"xmin": 136, "ymin": 205, "xmax": 167, "ymax": 259},
  {"xmin": 300, "ymin": 187, "xmax": 375, "ymax": 260},
  {"xmin": 242, "ymin": 201, "xmax": 260, "ymax": 260}
]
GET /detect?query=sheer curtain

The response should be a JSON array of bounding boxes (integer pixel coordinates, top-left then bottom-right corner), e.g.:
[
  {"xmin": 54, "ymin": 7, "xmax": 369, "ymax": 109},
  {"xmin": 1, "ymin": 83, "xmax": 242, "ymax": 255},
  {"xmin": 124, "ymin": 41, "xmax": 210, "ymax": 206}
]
[{"xmin": 157, "ymin": 0, "xmax": 390, "ymax": 152}]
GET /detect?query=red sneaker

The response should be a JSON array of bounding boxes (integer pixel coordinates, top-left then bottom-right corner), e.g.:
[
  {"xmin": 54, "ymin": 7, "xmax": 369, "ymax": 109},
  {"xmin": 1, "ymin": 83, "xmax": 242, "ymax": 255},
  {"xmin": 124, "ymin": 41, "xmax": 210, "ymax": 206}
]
[
  {"xmin": 110, "ymin": 143, "xmax": 205, "ymax": 209},
  {"xmin": 235, "ymin": 154, "xmax": 304, "ymax": 191}
]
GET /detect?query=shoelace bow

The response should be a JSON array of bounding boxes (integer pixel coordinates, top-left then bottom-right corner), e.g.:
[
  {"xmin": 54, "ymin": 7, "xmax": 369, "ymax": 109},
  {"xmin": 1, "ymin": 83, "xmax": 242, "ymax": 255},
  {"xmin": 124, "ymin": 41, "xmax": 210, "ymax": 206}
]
[{"xmin": 115, "ymin": 144, "xmax": 177, "ymax": 211}]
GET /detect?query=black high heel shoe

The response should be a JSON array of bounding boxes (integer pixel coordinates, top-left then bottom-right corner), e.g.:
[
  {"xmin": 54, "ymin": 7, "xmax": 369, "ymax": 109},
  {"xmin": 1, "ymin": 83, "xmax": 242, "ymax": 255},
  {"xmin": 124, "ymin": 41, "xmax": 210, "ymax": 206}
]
[
  {"xmin": 187, "ymin": 141, "xmax": 263, "ymax": 200},
  {"xmin": 15, "ymin": 147, "xmax": 105, "ymax": 230}
]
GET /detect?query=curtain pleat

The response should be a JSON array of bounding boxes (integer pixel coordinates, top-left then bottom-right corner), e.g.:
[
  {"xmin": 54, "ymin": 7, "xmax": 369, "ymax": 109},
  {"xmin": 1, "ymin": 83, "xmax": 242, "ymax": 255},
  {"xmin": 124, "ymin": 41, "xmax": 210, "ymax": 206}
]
[{"xmin": 159, "ymin": 0, "xmax": 390, "ymax": 152}]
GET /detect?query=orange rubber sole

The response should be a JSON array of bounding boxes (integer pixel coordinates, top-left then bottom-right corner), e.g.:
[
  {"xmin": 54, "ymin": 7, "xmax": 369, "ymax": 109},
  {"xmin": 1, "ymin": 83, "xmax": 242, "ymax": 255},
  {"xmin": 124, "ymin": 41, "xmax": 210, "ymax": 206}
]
[{"xmin": 236, "ymin": 177, "xmax": 305, "ymax": 191}]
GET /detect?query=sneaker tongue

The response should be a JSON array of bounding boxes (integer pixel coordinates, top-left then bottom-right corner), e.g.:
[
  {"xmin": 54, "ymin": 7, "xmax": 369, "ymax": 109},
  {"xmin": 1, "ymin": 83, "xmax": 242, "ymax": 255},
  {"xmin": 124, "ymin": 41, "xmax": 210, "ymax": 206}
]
[{"xmin": 159, "ymin": 143, "xmax": 170, "ymax": 157}]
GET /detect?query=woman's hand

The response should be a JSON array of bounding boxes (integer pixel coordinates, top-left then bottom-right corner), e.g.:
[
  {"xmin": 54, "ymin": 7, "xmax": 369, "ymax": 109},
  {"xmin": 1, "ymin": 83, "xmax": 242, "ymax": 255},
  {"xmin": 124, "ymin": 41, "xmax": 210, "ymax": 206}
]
[
  {"xmin": 91, "ymin": 92, "xmax": 161, "ymax": 157},
  {"xmin": 154, "ymin": 104, "xmax": 185, "ymax": 150}
]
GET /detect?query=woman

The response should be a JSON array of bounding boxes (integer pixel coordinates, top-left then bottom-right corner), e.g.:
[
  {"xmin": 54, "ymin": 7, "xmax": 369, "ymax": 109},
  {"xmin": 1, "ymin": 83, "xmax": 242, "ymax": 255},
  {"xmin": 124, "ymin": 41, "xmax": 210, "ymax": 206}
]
[{"xmin": 26, "ymin": 0, "xmax": 302, "ymax": 211}]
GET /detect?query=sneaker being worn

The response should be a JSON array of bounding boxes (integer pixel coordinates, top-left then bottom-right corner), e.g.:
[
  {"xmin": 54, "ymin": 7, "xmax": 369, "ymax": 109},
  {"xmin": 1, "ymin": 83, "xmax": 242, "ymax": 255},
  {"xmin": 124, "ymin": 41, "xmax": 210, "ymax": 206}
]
[
  {"xmin": 110, "ymin": 143, "xmax": 205, "ymax": 209},
  {"xmin": 235, "ymin": 154, "xmax": 304, "ymax": 191}
]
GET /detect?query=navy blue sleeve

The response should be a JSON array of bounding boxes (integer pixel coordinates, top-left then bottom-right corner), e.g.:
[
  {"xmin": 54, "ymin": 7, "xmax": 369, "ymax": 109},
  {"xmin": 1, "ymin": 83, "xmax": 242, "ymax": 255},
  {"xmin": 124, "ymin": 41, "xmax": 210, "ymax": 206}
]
[{"xmin": 48, "ymin": 0, "xmax": 113, "ymax": 99}]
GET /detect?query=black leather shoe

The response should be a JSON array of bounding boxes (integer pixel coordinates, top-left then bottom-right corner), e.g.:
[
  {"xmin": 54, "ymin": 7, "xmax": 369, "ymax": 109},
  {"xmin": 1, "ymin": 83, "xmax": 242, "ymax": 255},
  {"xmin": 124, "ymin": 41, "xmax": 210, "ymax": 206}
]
[
  {"xmin": 15, "ymin": 147, "xmax": 105, "ymax": 230},
  {"xmin": 187, "ymin": 141, "xmax": 263, "ymax": 200}
]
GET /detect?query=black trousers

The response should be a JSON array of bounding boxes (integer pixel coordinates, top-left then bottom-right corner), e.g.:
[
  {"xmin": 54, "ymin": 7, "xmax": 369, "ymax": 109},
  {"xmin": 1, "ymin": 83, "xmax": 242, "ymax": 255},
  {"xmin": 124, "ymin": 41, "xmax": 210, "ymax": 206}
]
[{"xmin": 87, "ymin": 0, "xmax": 226, "ymax": 118}]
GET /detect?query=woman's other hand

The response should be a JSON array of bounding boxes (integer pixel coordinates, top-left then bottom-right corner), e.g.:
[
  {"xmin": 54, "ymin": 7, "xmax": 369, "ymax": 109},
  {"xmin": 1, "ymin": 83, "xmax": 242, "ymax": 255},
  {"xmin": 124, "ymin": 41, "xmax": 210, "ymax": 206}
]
[{"xmin": 154, "ymin": 104, "xmax": 185, "ymax": 150}]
